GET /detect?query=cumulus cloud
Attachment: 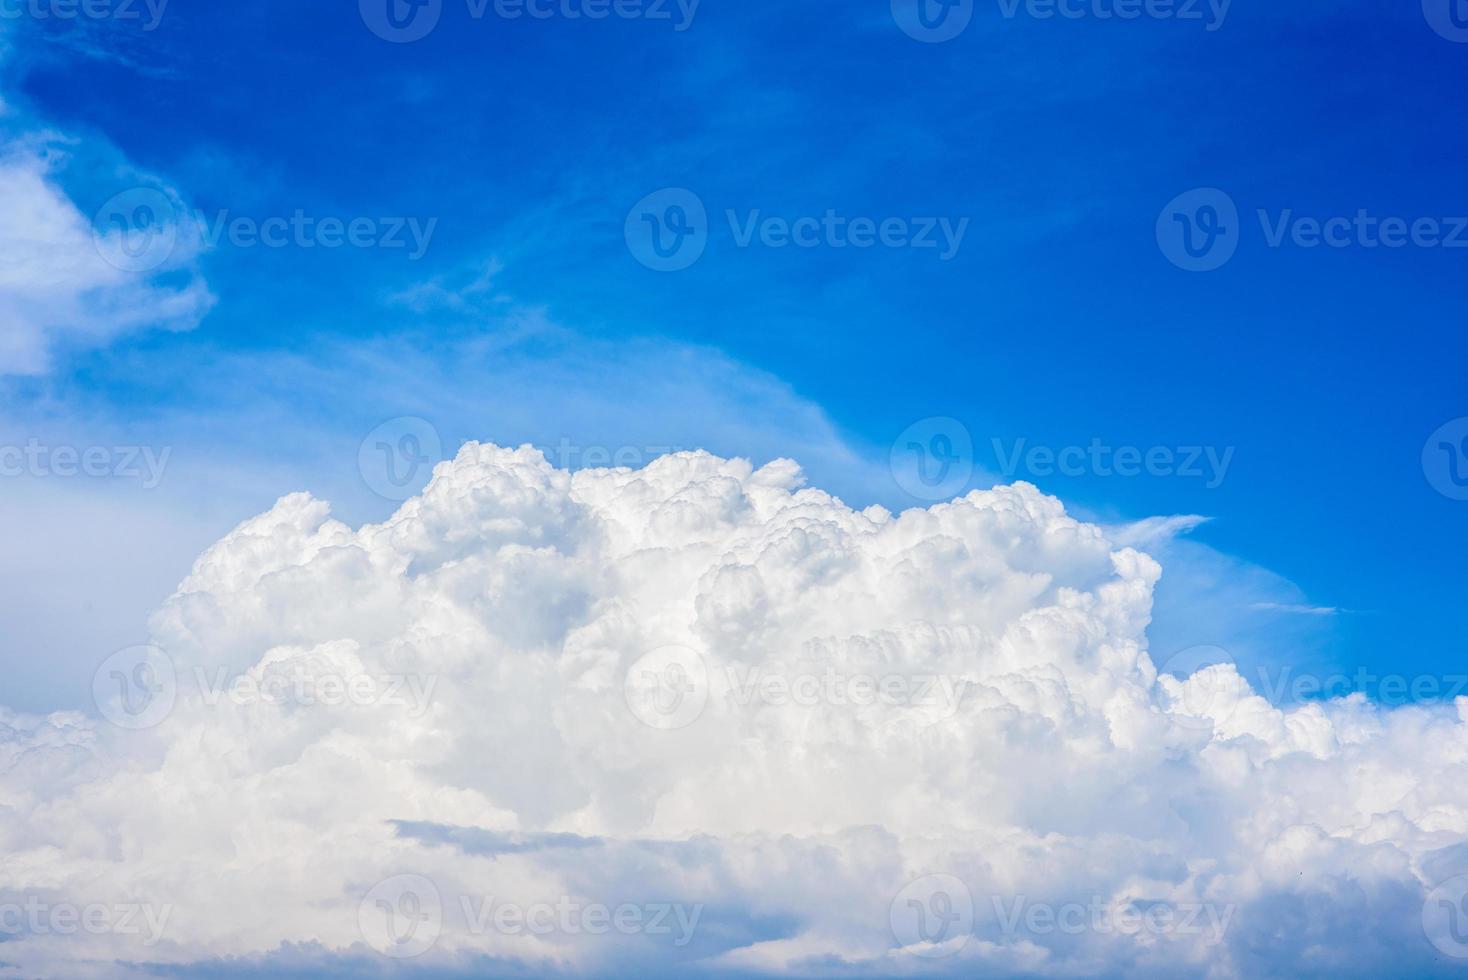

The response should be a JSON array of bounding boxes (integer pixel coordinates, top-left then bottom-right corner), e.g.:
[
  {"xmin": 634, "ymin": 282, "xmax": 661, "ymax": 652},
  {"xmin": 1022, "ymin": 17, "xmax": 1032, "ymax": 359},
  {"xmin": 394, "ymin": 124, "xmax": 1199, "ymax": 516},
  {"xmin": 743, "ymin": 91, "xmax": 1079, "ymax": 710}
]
[
  {"xmin": 0, "ymin": 143, "xmax": 213, "ymax": 374},
  {"xmin": 1, "ymin": 444, "xmax": 1465, "ymax": 977}
]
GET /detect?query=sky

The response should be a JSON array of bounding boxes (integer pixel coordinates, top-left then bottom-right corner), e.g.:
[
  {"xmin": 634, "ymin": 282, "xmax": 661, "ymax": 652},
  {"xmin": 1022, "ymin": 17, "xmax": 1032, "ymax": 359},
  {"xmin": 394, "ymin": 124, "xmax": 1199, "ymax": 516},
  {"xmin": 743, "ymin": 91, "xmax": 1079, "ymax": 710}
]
[
  {"xmin": 3, "ymin": 0, "xmax": 1463, "ymax": 708},
  {"xmin": 1, "ymin": 1, "xmax": 1468, "ymax": 975}
]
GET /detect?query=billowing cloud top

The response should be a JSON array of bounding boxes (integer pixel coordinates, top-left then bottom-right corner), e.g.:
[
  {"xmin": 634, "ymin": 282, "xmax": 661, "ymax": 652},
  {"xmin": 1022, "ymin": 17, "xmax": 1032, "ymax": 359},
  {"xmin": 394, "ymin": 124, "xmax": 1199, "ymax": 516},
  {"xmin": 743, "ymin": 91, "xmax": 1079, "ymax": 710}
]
[{"xmin": 3, "ymin": 444, "xmax": 1466, "ymax": 977}]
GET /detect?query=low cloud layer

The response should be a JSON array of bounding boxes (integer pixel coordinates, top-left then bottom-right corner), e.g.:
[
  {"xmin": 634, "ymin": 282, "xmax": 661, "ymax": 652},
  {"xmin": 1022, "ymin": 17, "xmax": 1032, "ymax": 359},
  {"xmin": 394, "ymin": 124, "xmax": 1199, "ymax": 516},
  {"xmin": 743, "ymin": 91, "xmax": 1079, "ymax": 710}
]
[{"xmin": 2, "ymin": 444, "xmax": 1466, "ymax": 977}]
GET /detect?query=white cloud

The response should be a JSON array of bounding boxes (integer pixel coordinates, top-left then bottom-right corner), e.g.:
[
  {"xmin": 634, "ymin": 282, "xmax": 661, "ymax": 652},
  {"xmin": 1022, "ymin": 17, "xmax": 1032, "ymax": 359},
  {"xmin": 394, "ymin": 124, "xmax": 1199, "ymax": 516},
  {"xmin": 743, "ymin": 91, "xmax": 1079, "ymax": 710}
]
[
  {"xmin": 1, "ymin": 445, "xmax": 1465, "ymax": 977},
  {"xmin": 1249, "ymin": 601, "xmax": 1342, "ymax": 616},
  {"xmin": 0, "ymin": 143, "xmax": 213, "ymax": 374}
]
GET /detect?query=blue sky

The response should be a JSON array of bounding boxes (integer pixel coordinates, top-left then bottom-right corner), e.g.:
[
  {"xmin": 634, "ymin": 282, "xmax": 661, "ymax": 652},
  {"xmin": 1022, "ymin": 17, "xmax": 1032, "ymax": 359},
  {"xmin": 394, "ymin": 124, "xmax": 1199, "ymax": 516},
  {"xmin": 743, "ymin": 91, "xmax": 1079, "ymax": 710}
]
[{"xmin": 2, "ymin": 0, "xmax": 1466, "ymax": 712}]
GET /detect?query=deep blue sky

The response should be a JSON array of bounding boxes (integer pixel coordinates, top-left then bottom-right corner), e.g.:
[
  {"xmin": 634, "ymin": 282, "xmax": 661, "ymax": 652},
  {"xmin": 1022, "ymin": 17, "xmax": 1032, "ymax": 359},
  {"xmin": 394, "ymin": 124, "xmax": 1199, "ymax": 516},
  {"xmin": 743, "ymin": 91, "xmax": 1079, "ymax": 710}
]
[{"xmin": 3, "ymin": 0, "xmax": 1466, "ymax": 706}]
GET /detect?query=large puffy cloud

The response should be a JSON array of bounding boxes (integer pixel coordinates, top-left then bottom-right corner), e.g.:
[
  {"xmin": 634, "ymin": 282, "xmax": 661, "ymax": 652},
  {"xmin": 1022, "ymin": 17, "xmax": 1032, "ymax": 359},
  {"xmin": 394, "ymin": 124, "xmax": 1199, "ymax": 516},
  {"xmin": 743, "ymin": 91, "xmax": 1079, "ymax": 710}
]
[{"xmin": 1, "ymin": 444, "xmax": 1466, "ymax": 977}]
